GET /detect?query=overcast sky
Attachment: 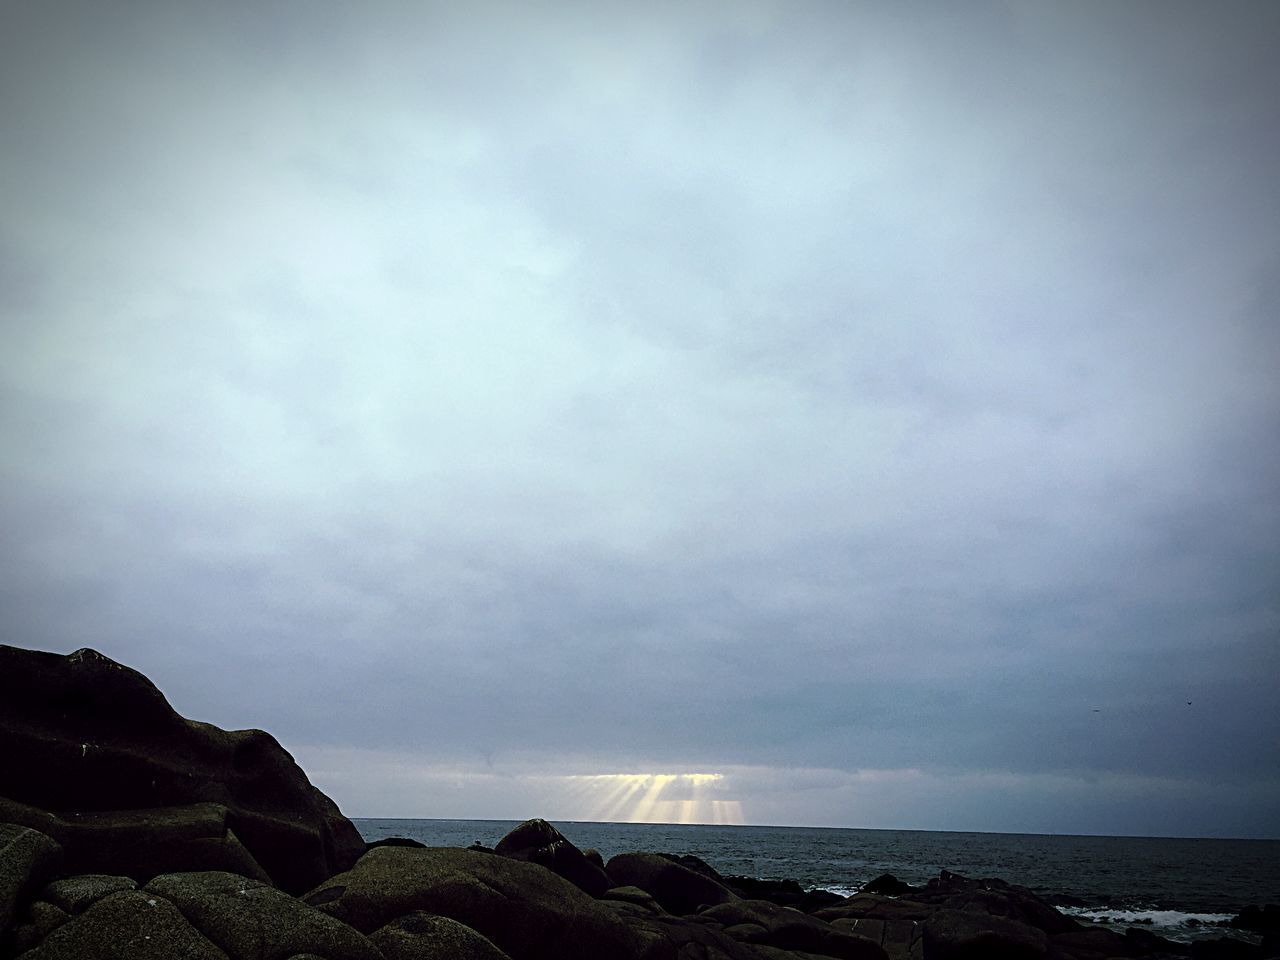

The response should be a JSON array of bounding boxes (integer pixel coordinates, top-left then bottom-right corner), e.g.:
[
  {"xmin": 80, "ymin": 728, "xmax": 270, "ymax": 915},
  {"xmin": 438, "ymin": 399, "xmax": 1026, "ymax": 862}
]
[{"xmin": 2, "ymin": 0, "xmax": 1278, "ymax": 839}]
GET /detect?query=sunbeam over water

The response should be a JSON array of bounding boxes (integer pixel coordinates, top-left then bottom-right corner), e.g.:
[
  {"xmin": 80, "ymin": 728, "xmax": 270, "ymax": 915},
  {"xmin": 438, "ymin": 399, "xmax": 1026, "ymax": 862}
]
[{"xmin": 563, "ymin": 773, "xmax": 745, "ymax": 825}]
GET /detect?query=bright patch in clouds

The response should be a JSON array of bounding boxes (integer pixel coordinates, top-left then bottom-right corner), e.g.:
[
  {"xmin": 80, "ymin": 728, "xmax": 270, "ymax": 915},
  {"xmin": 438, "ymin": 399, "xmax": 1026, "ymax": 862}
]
[{"xmin": 562, "ymin": 773, "xmax": 744, "ymax": 825}]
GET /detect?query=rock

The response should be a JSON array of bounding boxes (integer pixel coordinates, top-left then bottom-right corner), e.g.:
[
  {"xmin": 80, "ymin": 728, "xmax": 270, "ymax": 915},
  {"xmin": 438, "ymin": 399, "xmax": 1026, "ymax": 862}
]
[
  {"xmin": 16, "ymin": 889, "xmax": 231, "ymax": 959},
  {"xmin": 601, "ymin": 908, "xmax": 765, "ymax": 960},
  {"xmin": 602, "ymin": 885, "xmax": 665, "ymax": 913},
  {"xmin": 659, "ymin": 853, "xmax": 729, "ymax": 882},
  {"xmin": 606, "ymin": 851, "xmax": 740, "ymax": 916},
  {"xmin": 493, "ymin": 819, "xmax": 612, "ymax": 897},
  {"xmin": 813, "ymin": 893, "xmax": 935, "ymax": 925},
  {"xmin": 921, "ymin": 907, "xmax": 1049, "ymax": 960},
  {"xmin": 1189, "ymin": 938, "xmax": 1261, "ymax": 960},
  {"xmin": 366, "ymin": 837, "xmax": 427, "ymax": 850},
  {"xmin": 0, "ymin": 644, "xmax": 364, "ymax": 894},
  {"xmin": 0, "ymin": 797, "xmax": 278, "ymax": 890},
  {"xmin": 1123, "ymin": 926, "xmax": 1189, "ymax": 956},
  {"xmin": 1051, "ymin": 926, "xmax": 1135, "ymax": 958},
  {"xmin": 582, "ymin": 848, "xmax": 604, "ymax": 869},
  {"xmin": 860, "ymin": 874, "xmax": 915, "ymax": 897},
  {"xmin": 724, "ymin": 875, "xmax": 809, "ymax": 907},
  {"xmin": 1, "ymin": 824, "xmax": 63, "ymax": 943},
  {"xmin": 305, "ymin": 845, "xmax": 646, "ymax": 960},
  {"xmin": 1229, "ymin": 905, "xmax": 1280, "ymax": 935},
  {"xmin": 370, "ymin": 911, "xmax": 512, "ymax": 960},
  {"xmin": 913, "ymin": 871, "xmax": 1079, "ymax": 936},
  {"xmin": 40, "ymin": 875, "xmax": 138, "ymax": 914},
  {"xmin": 145, "ymin": 870, "xmax": 382, "ymax": 960},
  {"xmin": 700, "ymin": 899, "xmax": 889, "ymax": 960}
]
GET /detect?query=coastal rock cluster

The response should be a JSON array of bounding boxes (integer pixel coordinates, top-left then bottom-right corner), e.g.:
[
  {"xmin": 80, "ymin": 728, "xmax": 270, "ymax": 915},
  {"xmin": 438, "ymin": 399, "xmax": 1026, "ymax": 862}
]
[{"xmin": 0, "ymin": 644, "xmax": 1273, "ymax": 960}]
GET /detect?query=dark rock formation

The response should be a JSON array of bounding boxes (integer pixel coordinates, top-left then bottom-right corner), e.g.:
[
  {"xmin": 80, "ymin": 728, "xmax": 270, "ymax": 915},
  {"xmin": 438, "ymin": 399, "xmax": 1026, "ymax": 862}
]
[
  {"xmin": 493, "ymin": 819, "xmax": 612, "ymax": 897},
  {"xmin": 921, "ymin": 907, "xmax": 1049, "ymax": 959},
  {"xmin": 305, "ymin": 845, "xmax": 646, "ymax": 960},
  {"xmin": 1, "ymin": 826, "xmax": 63, "ymax": 944},
  {"xmin": 145, "ymin": 870, "xmax": 381, "ymax": 960},
  {"xmin": 1228, "ymin": 905, "xmax": 1280, "ymax": 935},
  {"xmin": 0, "ymin": 645, "xmax": 364, "ymax": 894},
  {"xmin": 366, "ymin": 838, "xmax": 427, "ymax": 851},
  {"xmin": 860, "ymin": 874, "xmax": 915, "ymax": 897},
  {"xmin": 368, "ymin": 911, "xmax": 512, "ymax": 960},
  {"xmin": 606, "ymin": 851, "xmax": 740, "ymax": 916},
  {"xmin": 16, "ymin": 889, "xmax": 231, "ymax": 960},
  {"xmin": 700, "ymin": 898, "xmax": 888, "ymax": 959}
]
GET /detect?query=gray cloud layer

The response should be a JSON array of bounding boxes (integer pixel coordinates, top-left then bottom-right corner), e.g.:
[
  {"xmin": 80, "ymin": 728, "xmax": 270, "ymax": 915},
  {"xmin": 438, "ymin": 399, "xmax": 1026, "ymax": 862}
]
[{"xmin": 2, "ymin": 0, "xmax": 1278, "ymax": 836}]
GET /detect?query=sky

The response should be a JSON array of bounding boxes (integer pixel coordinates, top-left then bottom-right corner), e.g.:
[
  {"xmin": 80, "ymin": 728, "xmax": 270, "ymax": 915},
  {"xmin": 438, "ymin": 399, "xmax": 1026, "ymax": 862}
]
[{"xmin": 1, "ymin": 0, "xmax": 1278, "ymax": 839}]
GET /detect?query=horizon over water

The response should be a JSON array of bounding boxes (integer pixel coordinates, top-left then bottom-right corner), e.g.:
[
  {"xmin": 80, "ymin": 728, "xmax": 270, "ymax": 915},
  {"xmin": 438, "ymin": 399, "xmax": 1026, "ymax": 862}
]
[{"xmin": 355, "ymin": 818, "xmax": 1280, "ymax": 944}]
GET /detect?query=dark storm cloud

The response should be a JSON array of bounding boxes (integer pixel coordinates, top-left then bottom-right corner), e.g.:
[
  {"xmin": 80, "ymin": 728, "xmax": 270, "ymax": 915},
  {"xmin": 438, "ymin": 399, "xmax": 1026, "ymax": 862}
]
[{"xmin": 2, "ymin": 0, "xmax": 1277, "ymax": 835}]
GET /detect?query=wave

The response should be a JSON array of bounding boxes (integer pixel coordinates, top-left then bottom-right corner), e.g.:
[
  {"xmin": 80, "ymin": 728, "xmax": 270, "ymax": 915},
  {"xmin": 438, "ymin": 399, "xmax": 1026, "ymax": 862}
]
[{"xmin": 1060, "ymin": 906, "xmax": 1246, "ymax": 943}]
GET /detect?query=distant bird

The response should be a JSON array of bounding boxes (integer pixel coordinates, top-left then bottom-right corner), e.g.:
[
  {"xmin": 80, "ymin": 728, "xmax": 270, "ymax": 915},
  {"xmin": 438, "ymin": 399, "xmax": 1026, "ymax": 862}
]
[{"xmin": 1091, "ymin": 708, "xmax": 1101, "ymax": 713}]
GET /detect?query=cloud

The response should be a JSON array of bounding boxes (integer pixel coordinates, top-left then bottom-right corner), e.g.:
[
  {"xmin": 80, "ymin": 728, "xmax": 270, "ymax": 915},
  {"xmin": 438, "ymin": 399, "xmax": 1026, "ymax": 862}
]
[{"xmin": 2, "ymin": 0, "xmax": 1277, "ymax": 836}]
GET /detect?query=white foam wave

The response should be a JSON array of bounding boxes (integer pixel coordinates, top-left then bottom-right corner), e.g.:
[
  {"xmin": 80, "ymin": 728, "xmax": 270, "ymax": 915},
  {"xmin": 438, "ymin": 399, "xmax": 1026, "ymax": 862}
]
[{"xmin": 1061, "ymin": 906, "xmax": 1237, "ymax": 940}]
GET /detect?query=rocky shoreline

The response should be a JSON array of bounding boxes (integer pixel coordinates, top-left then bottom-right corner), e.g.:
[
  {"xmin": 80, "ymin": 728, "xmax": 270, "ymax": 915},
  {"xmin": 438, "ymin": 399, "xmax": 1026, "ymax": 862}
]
[{"xmin": 2, "ymin": 644, "xmax": 1275, "ymax": 960}]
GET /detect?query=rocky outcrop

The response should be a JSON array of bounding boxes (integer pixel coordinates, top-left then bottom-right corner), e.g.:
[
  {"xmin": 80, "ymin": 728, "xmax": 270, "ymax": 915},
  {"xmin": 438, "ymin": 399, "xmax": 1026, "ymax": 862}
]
[
  {"xmin": 304, "ymin": 845, "xmax": 647, "ymax": 960},
  {"xmin": 0, "ymin": 645, "xmax": 364, "ymax": 894},
  {"xmin": 700, "ymin": 899, "xmax": 888, "ymax": 959},
  {"xmin": 493, "ymin": 819, "xmax": 612, "ymax": 897},
  {"xmin": 368, "ymin": 911, "xmax": 512, "ymax": 960},
  {"xmin": 606, "ymin": 851, "xmax": 740, "ymax": 916}
]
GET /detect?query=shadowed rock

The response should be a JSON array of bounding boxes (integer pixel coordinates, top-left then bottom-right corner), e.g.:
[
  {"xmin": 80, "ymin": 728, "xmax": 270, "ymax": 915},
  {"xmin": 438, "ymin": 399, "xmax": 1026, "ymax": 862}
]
[
  {"xmin": 145, "ymin": 870, "xmax": 381, "ymax": 960},
  {"xmin": 305, "ymin": 845, "xmax": 646, "ymax": 960},
  {"xmin": 606, "ymin": 851, "xmax": 740, "ymax": 916},
  {"xmin": 0, "ymin": 645, "xmax": 364, "ymax": 894},
  {"xmin": 1, "ymin": 825, "xmax": 63, "ymax": 943},
  {"xmin": 370, "ymin": 911, "xmax": 513, "ymax": 960},
  {"xmin": 15, "ymin": 889, "xmax": 231, "ymax": 960},
  {"xmin": 701, "ymin": 898, "xmax": 889, "ymax": 960},
  {"xmin": 493, "ymin": 819, "xmax": 612, "ymax": 897},
  {"xmin": 922, "ymin": 907, "xmax": 1049, "ymax": 960}
]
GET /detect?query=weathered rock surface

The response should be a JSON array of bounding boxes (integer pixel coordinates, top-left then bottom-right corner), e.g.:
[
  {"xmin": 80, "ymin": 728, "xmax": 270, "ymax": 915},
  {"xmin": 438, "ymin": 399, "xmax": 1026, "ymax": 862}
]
[
  {"xmin": 369, "ymin": 911, "xmax": 512, "ymax": 960},
  {"xmin": 1, "ymin": 825, "xmax": 63, "ymax": 942},
  {"xmin": 16, "ymin": 889, "xmax": 231, "ymax": 960},
  {"xmin": 702, "ymin": 899, "xmax": 888, "ymax": 960},
  {"xmin": 606, "ymin": 851, "xmax": 741, "ymax": 916},
  {"xmin": 145, "ymin": 870, "xmax": 382, "ymax": 960},
  {"xmin": 305, "ymin": 845, "xmax": 645, "ymax": 960},
  {"xmin": 921, "ymin": 907, "xmax": 1049, "ymax": 960},
  {"xmin": 0, "ymin": 645, "xmax": 364, "ymax": 894},
  {"xmin": 39, "ymin": 875, "xmax": 137, "ymax": 915},
  {"xmin": 493, "ymin": 819, "xmax": 612, "ymax": 898}
]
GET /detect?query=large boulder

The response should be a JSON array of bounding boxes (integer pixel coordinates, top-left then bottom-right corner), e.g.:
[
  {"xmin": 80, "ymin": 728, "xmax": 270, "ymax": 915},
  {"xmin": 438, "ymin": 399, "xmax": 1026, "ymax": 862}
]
[
  {"xmin": 144, "ymin": 871, "xmax": 382, "ymax": 960},
  {"xmin": 700, "ymin": 899, "xmax": 888, "ymax": 960},
  {"xmin": 15, "ymin": 889, "xmax": 231, "ymax": 960},
  {"xmin": 0, "ymin": 645, "xmax": 365, "ymax": 893},
  {"xmin": 913, "ymin": 872, "xmax": 1079, "ymax": 936},
  {"xmin": 305, "ymin": 845, "xmax": 646, "ymax": 960},
  {"xmin": 921, "ymin": 907, "xmax": 1049, "ymax": 960},
  {"xmin": 0, "ymin": 797, "xmax": 276, "ymax": 889},
  {"xmin": 493, "ymin": 819, "xmax": 611, "ymax": 898},
  {"xmin": 606, "ymin": 852, "xmax": 740, "ymax": 916},
  {"xmin": 1, "ymin": 825, "xmax": 63, "ymax": 953},
  {"xmin": 369, "ymin": 911, "xmax": 512, "ymax": 960}
]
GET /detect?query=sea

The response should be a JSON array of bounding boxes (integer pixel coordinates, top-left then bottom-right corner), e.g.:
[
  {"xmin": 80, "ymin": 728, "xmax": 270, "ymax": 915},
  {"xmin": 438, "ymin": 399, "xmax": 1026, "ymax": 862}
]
[{"xmin": 354, "ymin": 819, "xmax": 1279, "ymax": 945}]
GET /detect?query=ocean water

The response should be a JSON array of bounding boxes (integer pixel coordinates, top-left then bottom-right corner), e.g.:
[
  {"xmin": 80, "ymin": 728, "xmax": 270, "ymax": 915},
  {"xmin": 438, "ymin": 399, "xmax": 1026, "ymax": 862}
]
[{"xmin": 354, "ymin": 819, "xmax": 1279, "ymax": 943}]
